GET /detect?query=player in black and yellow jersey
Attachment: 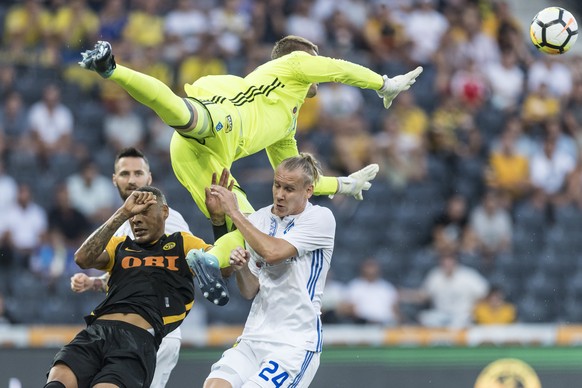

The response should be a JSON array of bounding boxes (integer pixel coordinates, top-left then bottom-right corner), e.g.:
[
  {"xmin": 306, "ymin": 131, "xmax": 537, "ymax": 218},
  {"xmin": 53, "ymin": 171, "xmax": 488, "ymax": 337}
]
[{"xmin": 44, "ymin": 186, "xmax": 212, "ymax": 388}]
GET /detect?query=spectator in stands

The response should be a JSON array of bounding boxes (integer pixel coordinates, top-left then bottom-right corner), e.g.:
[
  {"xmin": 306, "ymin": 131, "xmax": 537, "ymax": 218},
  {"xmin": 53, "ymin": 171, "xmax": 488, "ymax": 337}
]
[
  {"xmin": 98, "ymin": 0, "xmax": 129, "ymax": 43},
  {"xmin": 30, "ymin": 183, "xmax": 92, "ymax": 278},
  {"xmin": 286, "ymin": 0, "xmax": 326, "ymax": 46},
  {"xmin": 0, "ymin": 183, "xmax": 48, "ymax": 269},
  {"xmin": 123, "ymin": 0, "xmax": 165, "ymax": 49},
  {"xmin": 544, "ymin": 118, "xmax": 578, "ymax": 161},
  {"xmin": 362, "ymin": 3, "xmax": 408, "ymax": 65},
  {"xmin": 0, "ymin": 90, "xmax": 28, "ymax": 150},
  {"xmin": 103, "ymin": 94, "xmax": 146, "ymax": 152},
  {"xmin": 318, "ymin": 81, "xmax": 370, "ymax": 174},
  {"xmin": 400, "ymin": 251, "xmax": 489, "ymax": 328},
  {"xmin": 390, "ymin": 91, "xmax": 429, "ymax": 145},
  {"xmin": 564, "ymin": 81, "xmax": 582, "ymax": 153},
  {"xmin": 490, "ymin": 115, "xmax": 536, "ymax": 158},
  {"xmin": 164, "ymin": 0, "xmax": 209, "ymax": 59},
  {"xmin": 66, "ymin": 159, "xmax": 117, "ymax": 225},
  {"xmin": 473, "ymin": 285, "xmax": 516, "ymax": 325},
  {"xmin": 343, "ymin": 258, "xmax": 400, "ymax": 325},
  {"xmin": 429, "ymin": 96, "xmax": 470, "ymax": 156},
  {"xmin": 529, "ymin": 133, "xmax": 576, "ymax": 206},
  {"xmin": 250, "ymin": 0, "xmax": 286, "ymax": 44},
  {"xmin": 325, "ymin": 10, "xmax": 361, "ymax": 56},
  {"xmin": 320, "ymin": 270, "xmax": 350, "ymax": 324},
  {"xmin": 402, "ymin": 0, "xmax": 449, "ymax": 65},
  {"xmin": 527, "ymin": 55, "xmax": 573, "ymax": 99},
  {"xmin": 432, "ymin": 194, "xmax": 477, "ymax": 256},
  {"xmin": 486, "ymin": 124, "xmax": 531, "ymax": 201},
  {"xmin": 52, "ymin": 0, "xmax": 100, "ymax": 53},
  {"xmin": 372, "ymin": 114, "xmax": 427, "ymax": 188},
  {"xmin": 176, "ymin": 35, "xmax": 227, "ymax": 90},
  {"xmin": 48, "ymin": 183, "xmax": 92, "ymax": 250},
  {"xmin": 469, "ymin": 190, "xmax": 512, "ymax": 265},
  {"xmin": 455, "ymin": 5, "xmax": 501, "ymax": 66},
  {"xmin": 0, "ymin": 160, "xmax": 17, "ymax": 267},
  {"xmin": 27, "ymin": 83, "xmax": 73, "ymax": 166},
  {"xmin": 3, "ymin": 0, "xmax": 52, "ymax": 48},
  {"xmin": 521, "ymin": 83, "xmax": 560, "ymax": 128},
  {"xmin": 0, "ymin": 159, "xmax": 17, "ymax": 215},
  {"xmin": 450, "ymin": 57, "xmax": 489, "ymax": 110},
  {"xmin": 484, "ymin": 49, "xmax": 525, "ymax": 113},
  {"xmin": 210, "ymin": 0, "xmax": 252, "ymax": 58}
]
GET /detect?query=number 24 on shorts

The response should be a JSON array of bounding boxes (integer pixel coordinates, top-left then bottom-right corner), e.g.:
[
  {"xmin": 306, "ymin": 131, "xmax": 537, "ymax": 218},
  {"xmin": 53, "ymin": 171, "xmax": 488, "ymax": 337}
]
[{"xmin": 258, "ymin": 360, "xmax": 289, "ymax": 387}]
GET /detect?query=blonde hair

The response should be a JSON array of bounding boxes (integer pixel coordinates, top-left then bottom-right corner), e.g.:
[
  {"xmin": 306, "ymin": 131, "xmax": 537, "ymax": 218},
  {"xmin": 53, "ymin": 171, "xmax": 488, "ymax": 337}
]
[
  {"xmin": 271, "ymin": 35, "xmax": 319, "ymax": 59},
  {"xmin": 279, "ymin": 153, "xmax": 322, "ymax": 187}
]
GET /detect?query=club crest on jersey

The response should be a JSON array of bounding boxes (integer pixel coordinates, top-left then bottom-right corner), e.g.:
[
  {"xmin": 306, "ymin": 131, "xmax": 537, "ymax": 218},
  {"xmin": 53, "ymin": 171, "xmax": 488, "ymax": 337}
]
[
  {"xmin": 225, "ymin": 115, "xmax": 233, "ymax": 133},
  {"xmin": 163, "ymin": 242, "xmax": 176, "ymax": 250},
  {"xmin": 216, "ymin": 122, "xmax": 223, "ymax": 131}
]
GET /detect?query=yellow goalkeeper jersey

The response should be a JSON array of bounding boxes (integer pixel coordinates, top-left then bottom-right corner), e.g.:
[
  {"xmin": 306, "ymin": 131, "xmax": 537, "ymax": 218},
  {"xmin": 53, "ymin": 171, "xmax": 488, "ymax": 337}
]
[{"xmin": 183, "ymin": 51, "xmax": 384, "ymax": 168}]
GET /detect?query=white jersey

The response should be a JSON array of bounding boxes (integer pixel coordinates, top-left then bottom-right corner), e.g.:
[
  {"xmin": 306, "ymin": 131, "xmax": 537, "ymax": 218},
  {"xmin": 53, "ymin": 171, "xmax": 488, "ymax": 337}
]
[
  {"xmin": 114, "ymin": 206, "xmax": 191, "ymax": 341},
  {"xmin": 241, "ymin": 202, "xmax": 335, "ymax": 352}
]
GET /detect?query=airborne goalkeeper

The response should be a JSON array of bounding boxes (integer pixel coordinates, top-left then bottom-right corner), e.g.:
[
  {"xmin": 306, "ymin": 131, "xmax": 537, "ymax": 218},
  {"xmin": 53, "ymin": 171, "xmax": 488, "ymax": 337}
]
[
  {"xmin": 79, "ymin": 36, "xmax": 422, "ymax": 303},
  {"xmin": 80, "ymin": 36, "xmax": 421, "ymax": 215}
]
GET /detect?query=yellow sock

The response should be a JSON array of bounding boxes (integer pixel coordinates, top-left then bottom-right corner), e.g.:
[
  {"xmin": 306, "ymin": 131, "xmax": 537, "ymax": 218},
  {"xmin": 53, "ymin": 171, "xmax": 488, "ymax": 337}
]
[
  {"xmin": 209, "ymin": 230, "xmax": 245, "ymax": 268},
  {"xmin": 110, "ymin": 65, "xmax": 192, "ymax": 127}
]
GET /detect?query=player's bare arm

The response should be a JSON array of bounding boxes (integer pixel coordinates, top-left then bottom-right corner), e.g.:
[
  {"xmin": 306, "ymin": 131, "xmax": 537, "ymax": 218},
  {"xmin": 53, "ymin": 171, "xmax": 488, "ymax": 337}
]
[
  {"xmin": 75, "ymin": 191, "xmax": 157, "ymax": 269},
  {"xmin": 70, "ymin": 272, "xmax": 108, "ymax": 293},
  {"xmin": 210, "ymin": 184, "xmax": 298, "ymax": 264},
  {"xmin": 229, "ymin": 246, "xmax": 259, "ymax": 299}
]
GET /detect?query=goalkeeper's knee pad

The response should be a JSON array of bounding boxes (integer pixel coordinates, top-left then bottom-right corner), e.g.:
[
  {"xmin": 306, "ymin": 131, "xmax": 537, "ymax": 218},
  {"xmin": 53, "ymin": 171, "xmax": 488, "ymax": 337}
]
[{"xmin": 174, "ymin": 98, "xmax": 214, "ymax": 140}]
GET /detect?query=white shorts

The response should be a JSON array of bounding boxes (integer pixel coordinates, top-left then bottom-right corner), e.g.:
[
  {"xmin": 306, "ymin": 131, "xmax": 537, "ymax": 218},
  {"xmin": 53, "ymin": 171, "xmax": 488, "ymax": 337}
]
[
  {"xmin": 206, "ymin": 339, "xmax": 320, "ymax": 388},
  {"xmin": 150, "ymin": 331, "xmax": 181, "ymax": 388}
]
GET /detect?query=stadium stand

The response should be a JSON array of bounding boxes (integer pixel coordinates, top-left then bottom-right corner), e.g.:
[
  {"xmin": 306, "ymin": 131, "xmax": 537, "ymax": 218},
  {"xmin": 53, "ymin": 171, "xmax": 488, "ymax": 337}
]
[{"xmin": 0, "ymin": 0, "xmax": 582, "ymax": 328}]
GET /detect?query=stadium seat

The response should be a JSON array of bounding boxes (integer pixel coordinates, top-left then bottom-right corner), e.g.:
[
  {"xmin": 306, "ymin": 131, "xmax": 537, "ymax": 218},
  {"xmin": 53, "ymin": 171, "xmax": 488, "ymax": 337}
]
[
  {"xmin": 39, "ymin": 295, "xmax": 80, "ymax": 324},
  {"xmin": 374, "ymin": 247, "xmax": 407, "ymax": 283},
  {"xmin": 554, "ymin": 204, "xmax": 582, "ymax": 232},
  {"xmin": 410, "ymin": 247, "xmax": 438, "ymax": 277},
  {"xmin": 9, "ymin": 271, "xmax": 49, "ymax": 299},
  {"xmin": 4, "ymin": 296, "xmax": 41, "ymax": 324},
  {"xmin": 487, "ymin": 269, "xmax": 523, "ymax": 302},
  {"xmin": 330, "ymin": 248, "xmax": 360, "ymax": 283},
  {"xmin": 561, "ymin": 295, "xmax": 582, "ymax": 323},
  {"xmin": 517, "ymin": 294, "xmax": 555, "ymax": 323},
  {"xmin": 522, "ymin": 270, "xmax": 563, "ymax": 306},
  {"xmin": 513, "ymin": 202, "xmax": 547, "ymax": 233}
]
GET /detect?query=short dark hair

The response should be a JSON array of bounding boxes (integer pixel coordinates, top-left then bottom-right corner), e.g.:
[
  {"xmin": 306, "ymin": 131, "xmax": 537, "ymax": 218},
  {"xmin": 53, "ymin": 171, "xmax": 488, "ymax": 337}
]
[
  {"xmin": 271, "ymin": 35, "xmax": 319, "ymax": 60},
  {"xmin": 114, "ymin": 147, "xmax": 149, "ymax": 168},
  {"xmin": 135, "ymin": 185, "xmax": 167, "ymax": 205}
]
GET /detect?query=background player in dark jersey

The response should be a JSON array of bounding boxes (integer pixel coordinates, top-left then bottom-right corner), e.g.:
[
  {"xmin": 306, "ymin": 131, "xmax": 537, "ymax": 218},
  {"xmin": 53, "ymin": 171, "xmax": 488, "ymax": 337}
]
[{"xmin": 44, "ymin": 186, "xmax": 210, "ymax": 388}]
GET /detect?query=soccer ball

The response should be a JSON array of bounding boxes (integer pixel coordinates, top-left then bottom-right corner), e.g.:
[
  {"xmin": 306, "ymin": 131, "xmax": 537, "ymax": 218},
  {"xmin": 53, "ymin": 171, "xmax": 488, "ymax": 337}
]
[{"xmin": 530, "ymin": 7, "xmax": 578, "ymax": 55}]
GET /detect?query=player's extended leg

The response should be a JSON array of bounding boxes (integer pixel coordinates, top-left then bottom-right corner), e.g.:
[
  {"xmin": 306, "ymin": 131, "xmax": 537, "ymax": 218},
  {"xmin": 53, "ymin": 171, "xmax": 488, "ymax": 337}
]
[{"xmin": 79, "ymin": 41, "xmax": 214, "ymax": 139}]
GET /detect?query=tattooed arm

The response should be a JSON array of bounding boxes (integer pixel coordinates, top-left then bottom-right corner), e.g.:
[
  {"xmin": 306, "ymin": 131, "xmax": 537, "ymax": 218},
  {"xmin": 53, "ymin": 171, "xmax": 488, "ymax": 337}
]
[{"xmin": 74, "ymin": 191, "xmax": 157, "ymax": 270}]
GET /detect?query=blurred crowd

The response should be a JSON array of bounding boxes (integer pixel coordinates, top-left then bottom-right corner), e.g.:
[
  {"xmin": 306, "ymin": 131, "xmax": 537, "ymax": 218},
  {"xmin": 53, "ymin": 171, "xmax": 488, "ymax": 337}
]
[{"xmin": 0, "ymin": 0, "xmax": 582, "ymax": 327}]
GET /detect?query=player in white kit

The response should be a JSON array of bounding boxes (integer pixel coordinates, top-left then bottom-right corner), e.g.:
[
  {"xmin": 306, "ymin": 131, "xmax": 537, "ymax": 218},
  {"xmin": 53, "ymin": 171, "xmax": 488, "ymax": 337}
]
[
  {"xmin": 70, "ymin": 147, "xmax": 225, "ymax": 388},
  {"xmin": 189, "ymin": 153, "xmax": 336, "ymax": 388}
]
